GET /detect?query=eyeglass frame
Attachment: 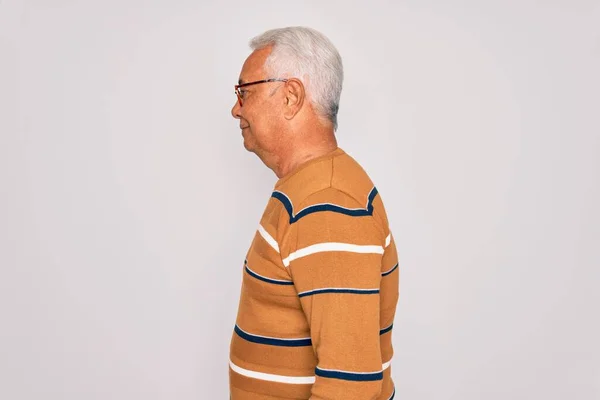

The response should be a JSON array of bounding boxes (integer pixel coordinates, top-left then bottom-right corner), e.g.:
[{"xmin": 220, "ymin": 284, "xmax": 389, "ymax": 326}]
[{"xmin": 234, "ymin": 78, "xmax": 289, "ymax": 107}]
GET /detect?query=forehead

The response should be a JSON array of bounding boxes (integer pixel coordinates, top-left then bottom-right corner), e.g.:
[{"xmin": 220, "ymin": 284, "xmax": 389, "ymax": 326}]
[{"xmin": 239, "ymin": 46, "xmax": 272, "ymax": 83}]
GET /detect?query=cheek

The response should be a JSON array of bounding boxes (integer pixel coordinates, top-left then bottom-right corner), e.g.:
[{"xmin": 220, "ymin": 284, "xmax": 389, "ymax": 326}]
[
  {"xmin": 250, "ymin": 123, "xmax": 277, "ymax": 149},
  {"xmin": 245, "ymin": 102, "xmax": 282, "ymax": 147}
]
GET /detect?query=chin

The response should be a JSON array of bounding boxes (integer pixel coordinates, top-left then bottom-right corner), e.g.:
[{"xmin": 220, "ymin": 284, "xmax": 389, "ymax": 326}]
[{"xmin": 242, "ymin": 139, "xmax": 255, "ymax": 153}]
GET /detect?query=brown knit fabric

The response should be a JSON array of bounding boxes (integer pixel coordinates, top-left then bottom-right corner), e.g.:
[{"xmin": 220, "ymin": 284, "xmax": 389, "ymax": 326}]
[{"xmin": 230, "ymin": 147, "xmax": 399, "ymax": 400}]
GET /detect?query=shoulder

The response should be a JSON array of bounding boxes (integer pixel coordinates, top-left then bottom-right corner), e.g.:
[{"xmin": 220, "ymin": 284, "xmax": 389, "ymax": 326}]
[{"xmin": 273, "ymin": 149, "xmax": 390, "ymax": 231}]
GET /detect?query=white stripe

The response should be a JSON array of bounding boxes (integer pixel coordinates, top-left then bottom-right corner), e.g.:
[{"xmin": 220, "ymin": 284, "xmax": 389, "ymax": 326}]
[
  {"xmin": 229, "ymin": 357, "xmax": 393, "ymax": 384},
  {"xmin": 385, "ymin": 233, "xmax": 391, "ymax": 247},
  {"xmin": 382, "ymin": 357, "xmax": 393, "ymax": 370},
  {"xmin": 318, "ymin": 356, "xmax": 393, "ymax": 375},
  {"xmin": 229, "ymin": 360, "xmax": 315, "ymax": 384},
  {"xmin": 257, "ymin": 224, "xmax": 279, "ymax": 253},
  {"xmin": 236, "ymin": 325, "xmax": 310, "ymax": 342},
  {"xmin": 282, "ymin": 242, "xmax": 384, "ymax": 267}
]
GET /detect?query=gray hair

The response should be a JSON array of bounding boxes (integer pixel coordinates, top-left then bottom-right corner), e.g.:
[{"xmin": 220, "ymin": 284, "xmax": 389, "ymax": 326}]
[{"xmin": 249, "ymin": 26, "xmax": 344, "ymax": 130}]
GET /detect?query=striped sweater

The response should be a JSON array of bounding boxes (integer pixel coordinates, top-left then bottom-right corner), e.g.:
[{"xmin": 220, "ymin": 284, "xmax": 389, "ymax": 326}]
[{"xmin": 229, "ymin": 147, "xmax": 399, "ymax": 400}]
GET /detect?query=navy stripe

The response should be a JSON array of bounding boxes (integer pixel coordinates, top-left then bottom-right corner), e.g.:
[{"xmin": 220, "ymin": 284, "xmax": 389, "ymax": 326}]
[
  {"xmin": 244, "ymin": 265, "xmax": 293, "ymax": 286},
  {"xmin": 380, "ymin": 323, "xmax": 393, "ymax": 335},
  {"xmin": 298, "ymin": 288, "xmax": 379, "ymax": 298},
  {"xmin": 272, "ymin": 187, "xmax": 378, "ymax": 224},
  {"xmin": 234, "ymin": 325, "xmax": 312, "ymax": 347},
  {"xmin": 367, "ymin": 185, "xmax": 378, "ymax": 206},
  {"xmin": 382, "ymin": 263, "xmax": 399, "ymax": 277},
  {"xmin": 315, "ymin": 367, "xmax": 383, "ymax": 382}
]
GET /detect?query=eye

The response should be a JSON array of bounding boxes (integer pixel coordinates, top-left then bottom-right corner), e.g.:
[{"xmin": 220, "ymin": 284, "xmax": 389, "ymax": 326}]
[{"xmin": 239, "ymin": 89, "xmax": 248, "ymax": 98}]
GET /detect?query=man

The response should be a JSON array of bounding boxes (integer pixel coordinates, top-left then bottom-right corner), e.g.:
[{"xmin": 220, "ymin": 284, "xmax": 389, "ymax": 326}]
[{"xmin": 229, "ymin": 26, "xmax": 399, "ymax": 400}]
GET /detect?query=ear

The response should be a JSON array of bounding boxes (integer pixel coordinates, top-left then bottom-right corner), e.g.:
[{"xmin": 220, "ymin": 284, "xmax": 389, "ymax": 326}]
[{"xmin": 282, "ymin": 78, "xmax": 305, "ymax": 120}]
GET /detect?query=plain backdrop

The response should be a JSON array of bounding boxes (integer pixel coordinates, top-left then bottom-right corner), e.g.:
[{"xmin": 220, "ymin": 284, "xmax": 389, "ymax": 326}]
[{"xmin": 1, "ymin": 0, "xmax": 599, "ymax": 399}]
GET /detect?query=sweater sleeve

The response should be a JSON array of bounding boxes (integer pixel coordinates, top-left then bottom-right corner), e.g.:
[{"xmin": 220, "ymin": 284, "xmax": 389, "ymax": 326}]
[{"xmin": 280, "ymin": 188, "xmax": 387, "ymax": 400}]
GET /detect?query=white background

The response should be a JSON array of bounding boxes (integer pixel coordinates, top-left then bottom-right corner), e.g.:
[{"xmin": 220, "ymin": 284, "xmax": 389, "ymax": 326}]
[{"xmin": 1, "ymin": 0, "xmax": 599, "ymax": 399}]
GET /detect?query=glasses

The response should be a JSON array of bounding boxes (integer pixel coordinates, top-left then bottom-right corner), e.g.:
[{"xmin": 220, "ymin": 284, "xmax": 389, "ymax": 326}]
[{"xmin": 234, "ymin": 78, "xmax": 289, "ymax": 107}]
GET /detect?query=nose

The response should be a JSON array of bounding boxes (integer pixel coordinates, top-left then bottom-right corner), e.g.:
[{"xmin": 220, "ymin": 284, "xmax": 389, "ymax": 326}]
[{"xmin": 231, "ymin": 99, "xmax": 241, "ymax": 119}]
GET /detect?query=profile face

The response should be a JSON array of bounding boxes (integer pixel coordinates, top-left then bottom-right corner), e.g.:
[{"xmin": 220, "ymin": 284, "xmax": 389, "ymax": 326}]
[{"xmin": 231, "ymin": 46, "xmax": 286, "ymax": 158}]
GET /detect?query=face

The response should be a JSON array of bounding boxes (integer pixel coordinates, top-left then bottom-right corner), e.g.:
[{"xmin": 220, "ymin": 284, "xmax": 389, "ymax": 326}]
[{"xmin": 231, "ymin": 47, "xmax": 286, "ymax": 161}]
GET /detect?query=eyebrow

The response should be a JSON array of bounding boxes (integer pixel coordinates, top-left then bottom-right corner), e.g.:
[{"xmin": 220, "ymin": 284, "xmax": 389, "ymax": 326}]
[{"xmin": 238, "ymin": 78, "xmax": 245, "ymax": 85}]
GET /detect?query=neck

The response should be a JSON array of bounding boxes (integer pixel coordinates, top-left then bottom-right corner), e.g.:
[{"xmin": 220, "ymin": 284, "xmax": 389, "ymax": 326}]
[{"xmin": 273, "ymin": 131, "xmax": 338, "ymax": 178}]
